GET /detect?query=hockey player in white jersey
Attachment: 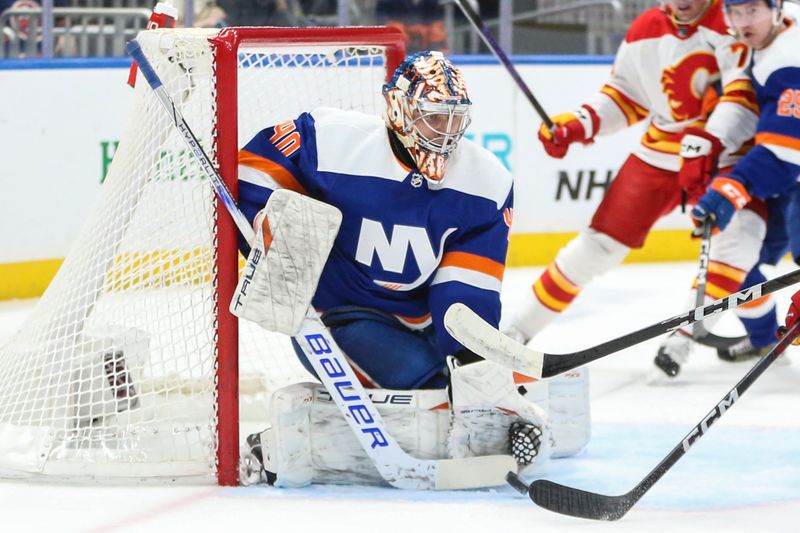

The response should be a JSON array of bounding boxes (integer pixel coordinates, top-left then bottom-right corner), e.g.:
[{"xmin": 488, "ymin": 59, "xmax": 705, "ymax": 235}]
[
  {"xmin": 504, "ymin": 0, "xmax": 768, "ymax": 378},
  {"xmin": 693, "ymin": 0, "xmax": 800, "ymax": 360},
  {"xmin": 235, "ymin": 51, "xmax": 590, "ymax": 487}
]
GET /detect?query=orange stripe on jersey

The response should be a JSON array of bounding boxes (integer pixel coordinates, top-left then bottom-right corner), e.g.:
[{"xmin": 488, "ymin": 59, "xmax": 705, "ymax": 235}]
[
  {"xmin": 642, "ymin": 123, "xmax": 683, "ymax": 154},
  {"xmin": 720, "ymin": 79, "xmax": 759, "ymax": 114},
  {"xmin": 755, "ymin": 132, "xmax": 800, "ymax": 151},
  {"xmin": 238, "ymin": 149, "xmax": 308, "ymax": 195},
  {"xmin": 440, "ymin": 251, "xmax": 505, "ymax": 281},
  {"xmin": 395, "ymin": 312, "xmax": 431, "ymax": 325},
  {"xmin": 600, "ymin": 85, "xmax": 649, "ymax": 125}
]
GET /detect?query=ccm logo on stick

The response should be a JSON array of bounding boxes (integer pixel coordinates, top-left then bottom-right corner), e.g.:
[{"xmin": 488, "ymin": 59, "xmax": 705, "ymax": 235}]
[{"xmin": 304, "ymin": 333, "xmax": 389, "ymax": 449}]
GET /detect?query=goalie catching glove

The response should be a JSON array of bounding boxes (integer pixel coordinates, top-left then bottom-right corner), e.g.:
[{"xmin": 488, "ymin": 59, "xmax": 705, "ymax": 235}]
[
  {"xmin": 447, "ymin": 355, "xmax": 553, "ymax": 472},
  {"xmin": 537, "ymin": 106, "xmax": 599, "ymax": 159}
]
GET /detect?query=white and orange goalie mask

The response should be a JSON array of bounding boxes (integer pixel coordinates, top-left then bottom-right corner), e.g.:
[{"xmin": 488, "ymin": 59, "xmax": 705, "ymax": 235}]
[{"xmin": 383, "ymin": 51, "xmax": 472, "ymax": 187}]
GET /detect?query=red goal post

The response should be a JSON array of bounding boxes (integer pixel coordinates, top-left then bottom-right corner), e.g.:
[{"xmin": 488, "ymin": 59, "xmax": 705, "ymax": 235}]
[{"xmin": 212, "ymin": 26, "xmax": 406, "ymax": 485}]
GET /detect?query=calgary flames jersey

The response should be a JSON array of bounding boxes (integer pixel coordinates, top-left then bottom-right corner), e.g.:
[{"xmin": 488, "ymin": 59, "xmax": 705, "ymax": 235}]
[{"xmin": 585, "ymin": 0, "xmax": 759, "ymax": 171}]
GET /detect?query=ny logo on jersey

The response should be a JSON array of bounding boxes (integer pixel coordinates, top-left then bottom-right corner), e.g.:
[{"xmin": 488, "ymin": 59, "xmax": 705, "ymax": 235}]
[{"xmin": 355, "ymin": 218, "xmax": 456, "ymax": 291}]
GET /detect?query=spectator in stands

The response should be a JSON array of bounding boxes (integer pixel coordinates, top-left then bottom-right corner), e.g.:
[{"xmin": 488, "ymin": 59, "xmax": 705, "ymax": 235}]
[
  {"xmin": 215, "ymin": 0, "xmax": 306, "ymax": 27},
  {"xmin": 175, "ymin": 0, "xmax": 227, "ymax": 28},
  {"xmin": 375, "ymin": 0, "xmax": 447, "ymax": 53}
]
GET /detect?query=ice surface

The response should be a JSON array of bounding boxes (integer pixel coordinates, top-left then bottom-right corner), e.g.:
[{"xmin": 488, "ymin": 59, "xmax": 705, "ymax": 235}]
[{"xmin": 1, "ymin": 262, "xmax": 798, "ymax": 532}]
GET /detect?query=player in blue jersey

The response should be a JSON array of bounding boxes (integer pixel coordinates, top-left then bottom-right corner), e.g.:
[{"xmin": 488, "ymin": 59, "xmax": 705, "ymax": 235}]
[
  {"xmin": 236, "ymin": 51, "xmax": 591, "ymax": 487},
  {"xmin": 692, "ymin": 0, "xmax": 800, "ymax": 361}
]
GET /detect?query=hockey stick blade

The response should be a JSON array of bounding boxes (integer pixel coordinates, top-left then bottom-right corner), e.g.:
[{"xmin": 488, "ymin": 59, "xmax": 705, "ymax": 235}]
[
  {"xmin": 445, "ymin": 268, "xmax": 800, "ymax": 378},
  {"xmin": 523, "ymin": 321, "xmax": 800, "ymax": 520},
  {"xmin": 694, "ymin": 331, "xmax": 747, "ymax": 349}
]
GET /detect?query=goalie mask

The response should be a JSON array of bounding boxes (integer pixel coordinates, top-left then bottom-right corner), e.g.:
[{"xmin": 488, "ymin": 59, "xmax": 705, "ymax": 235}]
[{"xmin": 383, "ymin": 51, "xmax": 472, "ymax": 187}]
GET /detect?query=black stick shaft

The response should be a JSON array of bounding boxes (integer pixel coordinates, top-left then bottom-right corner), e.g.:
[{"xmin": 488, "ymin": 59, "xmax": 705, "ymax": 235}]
[
  {"xmin": 453, "ymin": 0, "xmax": 553, "ymax": 128},
  {"xmin": 624, "ymin": 319, "xmax": 800, "ymax": 502},
  {"xmin": 531, "ymin": 321, "xmax": 800, "ymax": 520},
  {"xmin": 693, "ymin": 220, "xmax": 712, "ymax": 338},
  {"xmin": 541, "ymin": 267, "xmax": 800, "ymax": 377}
]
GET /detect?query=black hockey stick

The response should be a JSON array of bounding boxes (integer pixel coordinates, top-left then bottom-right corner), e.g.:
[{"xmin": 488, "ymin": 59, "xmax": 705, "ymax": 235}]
[
  {"xmin": 692, "ymin": 220, "xmax": 747, "ymax": 349},
  {"xmin": 453, "ymin": 0, "xmax": 553, "ymax": 128},
  {"xmin": 444, "ymin": 268, "xmax": 800, "ymax": 379},
  {"xmin": 507, "ymin": 320, "xmax": 800, "ymax": 520}
]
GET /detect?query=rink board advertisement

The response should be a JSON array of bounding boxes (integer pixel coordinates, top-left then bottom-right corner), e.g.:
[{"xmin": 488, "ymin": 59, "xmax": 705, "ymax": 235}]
[{"xmin": 0, "ymin": 57, "xmax": 696, "ymax": 299}]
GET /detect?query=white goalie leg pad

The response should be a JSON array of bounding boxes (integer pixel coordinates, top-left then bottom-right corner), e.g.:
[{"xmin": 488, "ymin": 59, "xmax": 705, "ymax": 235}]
[
  {"xmin": 447, "ymin": 358, "xmax": 553, "ymax": 474},
  {"xmin": 230, "ymin": 189, "xmax": 342, "ymax": 336},
  {"xmin": 263, "ymin": 383, "xmax": 451, "ymax": 487},
  {"xmin": 547, "ymin": 366, "xmax": 590, "ymax": 458}
]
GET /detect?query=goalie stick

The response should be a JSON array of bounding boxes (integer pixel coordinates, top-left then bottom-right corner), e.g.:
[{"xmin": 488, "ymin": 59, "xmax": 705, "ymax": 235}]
[
  {"xmin": 692, "ymin": 220, "xmax": 747, "ymax": 349},
  {"xmin": 127, "ymin": 39, "xmax": 515, "ymax": 490},
  {"xmin": 444, "ymin": 267, "xmax": 800, "ymax": 379},
  {"xmin": 453, "ymin": 0, "xmax": 552, "ymax": 128},
  {"xmin": 506, "ymin": 320, "xmax": 800, "ymax": 520}
]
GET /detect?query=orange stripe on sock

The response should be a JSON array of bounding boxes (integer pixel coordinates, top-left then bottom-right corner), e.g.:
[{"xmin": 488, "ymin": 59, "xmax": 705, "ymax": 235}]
[{"xmin": 533, "ymin": 279, "xmax": 569, "ymax": 312}]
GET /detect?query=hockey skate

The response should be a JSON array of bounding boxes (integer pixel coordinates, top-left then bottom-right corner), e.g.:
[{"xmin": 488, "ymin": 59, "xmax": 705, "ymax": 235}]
[
  {"xmin": 239, "ymin": 428, "xmax": 277, "ymax": 486},
  {"xmin": 718, "ymin": 338, "xmax": 782, "ymax": 364},
  {"xmin": 653, "ymin": 330, "xmax": 693, "ymax": 378}
]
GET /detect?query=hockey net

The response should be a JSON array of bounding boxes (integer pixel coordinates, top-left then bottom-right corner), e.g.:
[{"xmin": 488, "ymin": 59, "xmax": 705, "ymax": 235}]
[{"xmin": 0, "ymin": 27, "xmax": 405, "ymax": 484}]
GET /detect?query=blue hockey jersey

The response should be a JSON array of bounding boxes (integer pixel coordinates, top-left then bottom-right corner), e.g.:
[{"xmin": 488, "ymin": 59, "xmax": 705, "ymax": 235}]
[
  {"xmin": 730, "ymin": 20, "xmax": 800, "ymax": 198},
  {"xmin": 237, "ymin": 108, "xmax": 514, "ymax": 357}
]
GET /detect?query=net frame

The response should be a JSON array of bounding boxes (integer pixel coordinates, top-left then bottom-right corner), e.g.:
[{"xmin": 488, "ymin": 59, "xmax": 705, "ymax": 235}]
[
  {"xmin": 213, "ymin": 26, "xmax": 405, "ymax": 486},
  {"xmin": 0, "ymin": 26, "xmax": 405, "ymax": 486}
]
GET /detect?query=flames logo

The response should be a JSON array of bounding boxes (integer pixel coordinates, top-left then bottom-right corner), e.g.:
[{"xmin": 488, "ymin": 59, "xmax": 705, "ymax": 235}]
[{"xmin": 661, "ymin": 52, "xmax": 720, "ymax": 121}]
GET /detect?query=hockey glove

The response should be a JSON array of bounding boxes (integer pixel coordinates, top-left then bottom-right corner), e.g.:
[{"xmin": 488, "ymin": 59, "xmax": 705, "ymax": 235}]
[
  {"xmin": 778, "ymin": 290, "xmax": 800, "ymax": 345},
  {"xmin": 691, "ymin": 176, "xmax": 751, "ymax": 234},
  {"xmin": 538, "ymin": 106, "xmax": 598, "ymax": 159},
  {"xmin": 678, "ymin": 127, "xmax": 723, "ymax": 202}
]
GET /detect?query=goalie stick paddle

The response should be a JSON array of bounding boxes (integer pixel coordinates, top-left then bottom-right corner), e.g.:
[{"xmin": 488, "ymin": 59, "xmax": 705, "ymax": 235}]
[
  {"xmin": 127, "ymin": 39, "xmax": 515, "ymax": 490},
  {"xmin": 506, "ymin": 320, "xmax": 800, "ymax": 521},
  {"xmin": 453, "ymin": 0, "xmax": 552, "ymax": 128},
  {"xmin": 692, "ymin": 220, "xmax": 747, "ymax": 349},
  {"xmin": 444, "ymin": 267, "xmax": 800, "ymax": 379}
]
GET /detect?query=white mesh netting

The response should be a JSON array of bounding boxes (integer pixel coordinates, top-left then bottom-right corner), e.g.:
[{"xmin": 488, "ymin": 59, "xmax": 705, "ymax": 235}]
[{"xmin": 0, "ymin": 28, "xmax": 392, "ymax": 482}]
